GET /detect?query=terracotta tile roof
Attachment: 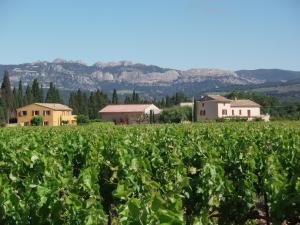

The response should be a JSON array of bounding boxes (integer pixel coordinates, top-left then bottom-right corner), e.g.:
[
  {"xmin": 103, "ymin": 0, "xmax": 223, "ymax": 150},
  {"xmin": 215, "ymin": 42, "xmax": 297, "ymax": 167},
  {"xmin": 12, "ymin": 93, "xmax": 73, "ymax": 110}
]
[
  {"xmin": 34, "ymin": 103, "xmax": 72, "ymax": 110},
  {"xmin": 99, "ymin": 104, "xmax": 152, "ymax": 113},
  {"xmin": 199, "ymin": 95, "xmax": 231, "ymax": 102},
  {"xmin": 230, "ymin": 99, "xmax": 260, "ymax": 107}
]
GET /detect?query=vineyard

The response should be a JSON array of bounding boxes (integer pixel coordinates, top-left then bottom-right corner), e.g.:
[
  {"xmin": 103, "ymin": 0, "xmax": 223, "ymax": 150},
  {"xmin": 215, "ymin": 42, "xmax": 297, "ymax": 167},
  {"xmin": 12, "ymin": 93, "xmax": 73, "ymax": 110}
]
[{"xmin": 0, "ymin": 122, "xmax": 299, "ymax": 225}]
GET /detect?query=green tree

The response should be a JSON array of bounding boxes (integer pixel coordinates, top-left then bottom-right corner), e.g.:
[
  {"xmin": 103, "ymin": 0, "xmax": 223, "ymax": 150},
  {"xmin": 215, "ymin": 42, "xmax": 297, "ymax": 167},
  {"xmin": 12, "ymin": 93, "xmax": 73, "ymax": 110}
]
[
  {"xmin": 1, "ymin": 70, "xmax": 13, "ymax": 122},
  {"xmin": 31, "ymin": 79, "xmax": 43, "ymax": 102},
  {"xmin": 76, "ymin": 114, "xmax": 90, "ymax": 124},
  {"xmin": 165, "ymin": 96, "xmax": 171, "ymax": 107},
  {"xmin": 17, "ymin": 80, "xmax": 23, "ymax": 107},
  {"xmin": 24, "ymin": 85, "xmax": 32, "ymax": 105},
  {"xmin": 112, "ymin": 89, "xmax": 118, "ymax": 104},
  {"xmin": 0, "ymin": 105, "xmax": 6, "ymax": 126},
  {"xmin": 124, "ymin": 96, "xmax": 131, "ymax": 104},
  {"xmin": 159, "ymin": 106, "xmax": 192, "ymax": 123},
  {"xmin": 132, "ymin": 89, "xmax": 140, "ymax": 104},
  {"xmin": 46, "ymin": 82, "xmax": 62, "ymax": 103},
  {"xmin": 12, "ymin": 87, "xmax": 18, "ymax": 117},
  {"xmin": 68, "ymin": 89, "xmax": 89, "ymax": 116},
  {"xmin": 69, "ymin": 92, "xmax": 78, "ymax": 115},
  {"xmin": 88, "ymin": 90, "xmax": 109, "ymax": 119}
]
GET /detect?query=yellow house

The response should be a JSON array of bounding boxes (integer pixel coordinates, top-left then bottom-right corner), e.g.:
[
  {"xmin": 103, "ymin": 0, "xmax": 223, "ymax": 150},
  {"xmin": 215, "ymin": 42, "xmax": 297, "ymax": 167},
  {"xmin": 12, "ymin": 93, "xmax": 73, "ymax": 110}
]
[{"xmin": 16, "ymin": 103, "xmax": 77, "ymax": 126}]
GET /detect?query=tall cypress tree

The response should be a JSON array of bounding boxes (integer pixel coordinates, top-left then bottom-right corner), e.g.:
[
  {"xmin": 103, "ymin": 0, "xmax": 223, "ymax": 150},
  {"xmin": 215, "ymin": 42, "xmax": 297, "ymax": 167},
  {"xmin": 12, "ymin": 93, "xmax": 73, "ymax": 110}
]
[
  {"xmin": 31, "ymin": 79, "xmax": 40, "ymax": 102},
  {"xmin": 1, "ymin": 70, "xmax": 13, "ymax": 122},
  {"xmin": 17, "ymin": 80, "xmax": 23, "ymax": 107},
  {"xmin": 24, "ymin": 85, "xmax": 32, "ymax": 105},
  {"xmin": 76, "ymin": 89, "xmax": 88, "ymax": 116},
  {"xmin": 45, "ymin": 82, "xmax": 61, "ymax": 103},
  {"xmin": 112, "ymin": 89, "xmax": 118, "ymax": 104},
  {"xmin": 88, "ymin": 92, "xmax": 98, "ymax": 119},
  {"xmin": 55, "ymin": 89, "xmax": 62, "ymax": 103},
  {"xmin": 132, "ymin": 89, "xmax": 140, "ymax": 104},
  {"xmin": 88, "ymin": 89, "xmax": 109, "ymax": 119},
  {"xmin": 165, "ymin": 96, "xmax": 171, "ymax": 107},
  {"xmin": 12, "ymin": 87, "xmax": 18, "ymax": 117},
  {"xmin": 69, "ymin": 92, "xmax": 78, "ymax": 115},
  {"xmin": 124, "ymin": 96, "xmax": 131, "ymax": 104}
]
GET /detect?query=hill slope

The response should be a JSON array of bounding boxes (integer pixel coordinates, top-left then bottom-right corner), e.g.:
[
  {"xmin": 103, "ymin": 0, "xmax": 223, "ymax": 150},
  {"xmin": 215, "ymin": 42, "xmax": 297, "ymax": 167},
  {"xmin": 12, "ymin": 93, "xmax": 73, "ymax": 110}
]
[{"xmin": 0, "ymin": 59, "xmax": 299, "ymax": 99}]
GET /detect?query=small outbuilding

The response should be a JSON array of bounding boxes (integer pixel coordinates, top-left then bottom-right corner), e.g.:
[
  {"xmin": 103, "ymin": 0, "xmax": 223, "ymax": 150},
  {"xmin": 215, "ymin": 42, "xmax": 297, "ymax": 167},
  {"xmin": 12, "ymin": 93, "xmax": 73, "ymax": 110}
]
[{"xmin": 99, "ymin": 104, "xmax": 161, "ymax": 124}]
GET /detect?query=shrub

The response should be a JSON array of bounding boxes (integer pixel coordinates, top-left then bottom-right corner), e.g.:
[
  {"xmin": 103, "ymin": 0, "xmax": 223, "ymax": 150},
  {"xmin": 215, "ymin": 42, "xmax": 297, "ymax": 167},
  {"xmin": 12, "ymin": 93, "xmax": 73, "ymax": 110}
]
[
  {"xmin": 159, "ymin": 106, "xmax": 192, "ymax": 123},
  {"xmin": 0, "ymin": 121, "xmax": 6, "ymax": 127},
  {"xmin": 61, "ymin": 120, "xmax": 69, "ymax": 125},
  {"xmin": 30, "ymin": 116, "xmax": 44, "ymax": 126},
  {"xmin": 216, "ymin": 117, "xmax": 248, "ymax": 122},
  {"xmin": 76, "ymin": 114, "xmax": 90, "ymax": 124}
]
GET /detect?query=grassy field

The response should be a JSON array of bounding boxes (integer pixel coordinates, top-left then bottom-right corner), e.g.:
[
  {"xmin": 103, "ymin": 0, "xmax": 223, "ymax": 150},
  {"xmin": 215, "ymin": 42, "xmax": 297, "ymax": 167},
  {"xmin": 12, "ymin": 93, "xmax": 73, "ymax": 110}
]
[{"xmin": 0, "ymin": 121, "xmax": 299, "ymax": 224}]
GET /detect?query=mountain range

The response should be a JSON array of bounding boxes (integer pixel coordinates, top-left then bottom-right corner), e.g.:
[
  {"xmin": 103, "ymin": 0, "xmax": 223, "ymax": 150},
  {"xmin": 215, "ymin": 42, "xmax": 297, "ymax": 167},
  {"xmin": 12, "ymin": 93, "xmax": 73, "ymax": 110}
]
[{"xmin": 0, "ymin": 59, "xmax": 300, "ymax": 100}]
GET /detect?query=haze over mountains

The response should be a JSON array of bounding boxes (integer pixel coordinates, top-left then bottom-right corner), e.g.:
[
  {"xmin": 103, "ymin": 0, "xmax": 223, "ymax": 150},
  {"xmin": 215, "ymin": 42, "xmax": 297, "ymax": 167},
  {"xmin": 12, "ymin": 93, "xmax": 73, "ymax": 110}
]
[{"xmin": 0, "ymin": 59, "xmax": 300, "ymax": 100}]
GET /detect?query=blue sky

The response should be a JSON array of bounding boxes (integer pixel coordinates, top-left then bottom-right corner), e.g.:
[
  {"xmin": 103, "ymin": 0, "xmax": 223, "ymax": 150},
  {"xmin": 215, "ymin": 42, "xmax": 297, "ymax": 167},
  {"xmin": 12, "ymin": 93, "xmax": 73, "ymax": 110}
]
[{"xmin": 0, "ymin": 0, "xmax": 299, "ymax": 70}]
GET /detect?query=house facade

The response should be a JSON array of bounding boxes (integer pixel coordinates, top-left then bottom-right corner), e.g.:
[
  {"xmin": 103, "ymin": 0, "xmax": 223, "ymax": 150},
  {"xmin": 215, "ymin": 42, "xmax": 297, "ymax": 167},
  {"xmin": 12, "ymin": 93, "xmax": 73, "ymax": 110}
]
[
  {"xmin": 195, "ymin": 95, "xmax": 269, "ymax": 121},
  {"xmin": 17, "ymin": 103, "xmax": 77, "ymax": 126},
  {"xmin": 99, "ymin": 104, "xmax": 161, "ymax": 124}
]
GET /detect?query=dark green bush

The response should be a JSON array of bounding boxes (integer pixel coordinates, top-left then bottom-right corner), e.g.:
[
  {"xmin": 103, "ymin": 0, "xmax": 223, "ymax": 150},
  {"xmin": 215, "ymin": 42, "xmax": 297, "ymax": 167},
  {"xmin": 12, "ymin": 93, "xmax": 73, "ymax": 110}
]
[
  {"xmin": 30, "ymin": 116, "xmax": 44, "ymax": 126},
  {"xmin": 159, "ymin": 106, "xmax": 192, "ymax": 123},
  {"xmin": 76, "ymin": 114, "xmax": 90, "ymax": 124}
]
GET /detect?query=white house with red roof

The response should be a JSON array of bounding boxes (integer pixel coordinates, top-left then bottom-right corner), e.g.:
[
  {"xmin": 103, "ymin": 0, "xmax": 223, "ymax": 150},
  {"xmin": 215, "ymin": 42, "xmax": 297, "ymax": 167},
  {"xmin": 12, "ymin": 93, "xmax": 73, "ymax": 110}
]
[
  {"xmin": 196, "ymin": 95, "xmax": 269, "ymax": 121},
  {"xmin": 99, "ymin": 104, "xmax": 161, "ymax": 124}
]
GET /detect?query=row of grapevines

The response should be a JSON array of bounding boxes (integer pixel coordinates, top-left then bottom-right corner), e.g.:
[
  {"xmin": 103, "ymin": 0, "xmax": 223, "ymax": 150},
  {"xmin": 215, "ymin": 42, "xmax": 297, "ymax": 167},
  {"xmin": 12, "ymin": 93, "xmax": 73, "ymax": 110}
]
[{"xmin": 0, "ymin": 122, "xmax": 299, "ymax": 224}]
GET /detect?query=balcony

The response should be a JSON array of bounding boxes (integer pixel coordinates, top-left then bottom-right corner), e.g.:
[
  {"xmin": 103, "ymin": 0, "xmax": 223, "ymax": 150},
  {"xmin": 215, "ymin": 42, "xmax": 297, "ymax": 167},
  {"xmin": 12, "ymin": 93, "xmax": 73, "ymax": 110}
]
[{"xmin": 61, "ymin": 115, "xmax": 77, "ymax": 125}]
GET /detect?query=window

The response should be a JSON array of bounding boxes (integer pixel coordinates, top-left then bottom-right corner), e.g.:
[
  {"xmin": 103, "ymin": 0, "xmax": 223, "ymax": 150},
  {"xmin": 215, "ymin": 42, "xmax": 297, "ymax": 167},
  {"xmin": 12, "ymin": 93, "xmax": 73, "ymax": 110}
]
[
  {"xmin": 239, "ymin": 110, "xmax": 242, "ymax": 115},
  {"xmin": 32, "ymin": 111, "xmax": 40, "ymax": 116},
  {"xmin": 202, "ymin": 103, "xmax": 204, "ymax": 107},
  {"xmin": 43, "ymin": 121, "xmax": 49, "ymax": 126},
  {"xmin": 222, "ymin": 109, "xmax": 227, "ymax": 115},
  {"xmin": 43, "ymin": 110, "xmax": 51, "ymax": 116},
  {"xmin": 19, "ymin": 111, "xmax": 27, "ymax": 117},
  {"xmin": 232, "ymin": 110, "xmax": 234, "ymax": 116},
  {"xmin": 247, "ymin": 110, "xmax": 251, "ymax": 117},
  {"xmin": 24, "ymin": 122, "xmax": 30, "ymax": 126},
  {"xmin": 200, "ymin": 110, "xmax": 206, "ymax": 116}
]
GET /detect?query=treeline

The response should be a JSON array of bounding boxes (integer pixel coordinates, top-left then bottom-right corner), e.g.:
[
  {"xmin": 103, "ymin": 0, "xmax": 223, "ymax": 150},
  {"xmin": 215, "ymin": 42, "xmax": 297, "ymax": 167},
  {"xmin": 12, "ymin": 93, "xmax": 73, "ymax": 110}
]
[
  {"xmin": 226, "ymin": 91, "xmax": 300, "ymax": 120},
  {"xmin": 0, "ymin": 71, "xmax": 62, "ymax": 124},
  {"xmin": 4, "ymin": 68, "xmax": 297, "ymax": 124},
  {"xmin": 67, "ymin": 88, "xmax": 190, "ymax": 120},
  {"xmin": 155, "ymin": 92, "xmax": 188, "ymax": 108}
]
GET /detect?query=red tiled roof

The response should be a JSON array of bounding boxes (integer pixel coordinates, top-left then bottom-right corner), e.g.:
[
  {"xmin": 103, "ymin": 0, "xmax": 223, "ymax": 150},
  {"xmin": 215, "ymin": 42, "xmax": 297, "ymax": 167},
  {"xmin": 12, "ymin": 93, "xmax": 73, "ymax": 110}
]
[{"xmin": 99, "ymin": 104, "xmax": 152, "ymax": 113}]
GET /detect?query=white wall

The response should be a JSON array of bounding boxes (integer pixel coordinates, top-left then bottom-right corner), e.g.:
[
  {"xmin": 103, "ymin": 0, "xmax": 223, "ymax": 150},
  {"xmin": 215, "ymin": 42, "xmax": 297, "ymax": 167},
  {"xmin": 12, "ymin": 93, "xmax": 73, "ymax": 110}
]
[
  {"xmin": 217, "ymin": 103, "xmax": 232, "ymax": 117},
  {"xmin": 230, "ymin": 107, "xmax": 260, "ymax": 117},
  {"xmin": 145, "ymin": 104, "xmax": 161, "ymax": 114},
  {"xmin": 196, "ymin": 101, "xmax": 261, "ymax": 121}
]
